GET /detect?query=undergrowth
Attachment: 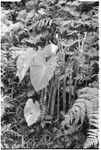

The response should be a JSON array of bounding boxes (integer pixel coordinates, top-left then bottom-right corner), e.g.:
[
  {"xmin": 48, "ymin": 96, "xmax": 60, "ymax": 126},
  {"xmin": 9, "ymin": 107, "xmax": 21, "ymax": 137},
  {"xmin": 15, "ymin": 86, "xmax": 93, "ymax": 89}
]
[{"xmin": 1, "ymin": 0, "xmax": 99, "ymax": 149}]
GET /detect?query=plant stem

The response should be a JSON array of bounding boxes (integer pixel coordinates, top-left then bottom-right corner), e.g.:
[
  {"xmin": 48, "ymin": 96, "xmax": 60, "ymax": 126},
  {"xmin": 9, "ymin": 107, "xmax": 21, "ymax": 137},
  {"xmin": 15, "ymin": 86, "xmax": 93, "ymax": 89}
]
[
  {"xmin": 47, "ymin": 79, "xmax": 53, "ymax": 114},
  {"xmin": 68, "ymin": 74, "xmax": 72, "ymax": 108},
  {"xmin": 50, "ymin": 79, "xmax": 57, "ymax": 117},
  {"xmin": 40, "ymin": 89, "xmax": 44, "ymax": 114},
  {"xmin": 57, "ymin": 79, "xmax": 60, "ymax": 123},
  {"xmin": 63, "ymin": 70, "xmax": 66, "ymax": 113},
  {"xmin": 21, "ymin": 135, "xmax": 24, "ymax": 148}
]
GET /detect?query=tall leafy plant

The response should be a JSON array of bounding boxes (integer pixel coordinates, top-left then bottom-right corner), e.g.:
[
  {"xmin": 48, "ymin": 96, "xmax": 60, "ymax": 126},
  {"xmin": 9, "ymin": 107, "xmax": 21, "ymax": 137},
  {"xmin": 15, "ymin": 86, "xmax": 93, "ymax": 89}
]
[{"xmin": 16, "ymin": 45, "xmax": 58, "ymax": 91}]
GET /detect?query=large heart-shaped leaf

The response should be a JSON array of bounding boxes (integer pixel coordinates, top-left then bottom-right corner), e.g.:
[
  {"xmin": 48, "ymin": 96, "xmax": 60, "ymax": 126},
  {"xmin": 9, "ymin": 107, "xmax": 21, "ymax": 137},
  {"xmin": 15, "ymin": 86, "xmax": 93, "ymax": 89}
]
[
  {"xmin": 30, "ymin": 52, "xmax": 57, "ymax": 91},
  {"xmin": 43, "ymin": 43, "xmax": 58, "ymax": 57},
  {"xmin": 24, "ymin": 99, "xmax": 41, "ymax": 126},
  {"xmin": 16, "ymin": 48, "xmax": 36, "ymax": 81}
]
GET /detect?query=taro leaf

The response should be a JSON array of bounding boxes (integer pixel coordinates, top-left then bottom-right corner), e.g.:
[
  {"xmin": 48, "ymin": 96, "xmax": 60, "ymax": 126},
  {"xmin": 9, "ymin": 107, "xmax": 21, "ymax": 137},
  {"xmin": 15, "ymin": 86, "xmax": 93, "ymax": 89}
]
[
  {"xmin": 43, "ymin": 43, "xmax": 58, "ymax": 57},
  {"xmin": 24, "ymin": 99, "xmax": 41, "ymax": 126},
  {"xmin": 30, "ymin": 52, "xmax": 57, "ymax": 91},
  {"xmin": 16, "ymin": 48, "xmax": 36, "ymax": 81},
  {"xmin": 10, "ymin": 46, "xmax": 25, "ymax": 59}
]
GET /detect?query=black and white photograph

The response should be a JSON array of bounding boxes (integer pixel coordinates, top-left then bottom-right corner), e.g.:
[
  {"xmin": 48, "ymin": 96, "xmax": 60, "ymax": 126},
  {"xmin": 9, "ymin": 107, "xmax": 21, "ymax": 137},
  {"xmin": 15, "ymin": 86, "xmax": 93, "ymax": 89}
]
[{"xmin": 1, "ymin": 0, "xmax": 99, "ymax": 149}]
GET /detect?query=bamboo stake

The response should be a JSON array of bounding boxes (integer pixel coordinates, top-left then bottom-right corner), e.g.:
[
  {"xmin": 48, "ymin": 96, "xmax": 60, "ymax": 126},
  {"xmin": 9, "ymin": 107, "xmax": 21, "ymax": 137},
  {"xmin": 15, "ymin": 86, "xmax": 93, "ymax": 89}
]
[
  {"xmin": 40, "ymin": 89, "xmax": 44, "ymax": 116},
  {"xmin": 68, "ymin": 49, "xmax": 72, "ymax": 108},
  {"xmin": 50, "ymin": 79, "xmax": 57, "ymax": 116},
  {"xmin": 47, "ymin": 79, "xmax": 53, "ymax": 114},
  {"xmin": 62, "ymin": 41, "xmax": 66, "ymax": 113},
  {"xmin": 63, "ymin": 70, "xmax": 66, "ymax": 113},
  {"xmin": 69, "ymin": 74, "xmax": 72, "ymax": 108},
  {"xmin": 57, "ymin": 79, "xmax": 60, "ymax": 123}
]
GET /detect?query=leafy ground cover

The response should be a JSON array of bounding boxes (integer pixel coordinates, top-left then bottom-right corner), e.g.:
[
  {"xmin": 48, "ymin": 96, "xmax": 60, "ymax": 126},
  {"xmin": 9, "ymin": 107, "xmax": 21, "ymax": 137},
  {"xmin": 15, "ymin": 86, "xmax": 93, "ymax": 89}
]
[{"xmin": 1, "ymin": 0, "xmax": 99, "ymax": 149}]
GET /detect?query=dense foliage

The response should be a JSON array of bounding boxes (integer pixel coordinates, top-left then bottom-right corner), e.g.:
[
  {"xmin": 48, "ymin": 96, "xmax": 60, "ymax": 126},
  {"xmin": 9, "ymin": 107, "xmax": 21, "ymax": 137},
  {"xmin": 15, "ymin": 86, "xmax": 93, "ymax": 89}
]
[{"xmin": 1, "ymin": 0, "xmax": 99, "ymax": 148}]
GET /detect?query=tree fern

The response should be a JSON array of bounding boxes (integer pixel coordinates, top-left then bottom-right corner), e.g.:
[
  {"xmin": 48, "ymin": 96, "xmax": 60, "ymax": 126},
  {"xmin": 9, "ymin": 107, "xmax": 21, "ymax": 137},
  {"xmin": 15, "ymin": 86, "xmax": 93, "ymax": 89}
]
[{"xmin": 61, "ymin": 87, "xmax": 99, "ymax": 148}]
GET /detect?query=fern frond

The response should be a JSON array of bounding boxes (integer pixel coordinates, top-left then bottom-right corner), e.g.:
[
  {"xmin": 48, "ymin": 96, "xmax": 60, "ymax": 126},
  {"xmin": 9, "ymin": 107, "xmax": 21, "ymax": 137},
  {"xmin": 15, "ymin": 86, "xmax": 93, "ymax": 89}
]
[
  {"xmin": 61, "ymin": 87, "xmax": 99, "ymax": 148},
  {"xmin": 78, "ymin": 87, "xmax": 99, "ymax": 97},
  {"xmin": 74, "ymin": 99, "xmax": 86, "ymax": 125},
  {"xmin": 83, "ymin": 129, "xmax": 98, "ymax": 148},
  {"xmin": 79, "ymin": 93, "xmax": 97, "ymax": 102},
  {"xmin": 35, "ymin": 17, "xmax": 53, "ymax": 31},
  {"xmin": 89, "ymin": 112, "xmax": 99, "ymax": 128},
  {"xmin": 62, "ymin": 98, "xmax": 86, "ymax": 134}
]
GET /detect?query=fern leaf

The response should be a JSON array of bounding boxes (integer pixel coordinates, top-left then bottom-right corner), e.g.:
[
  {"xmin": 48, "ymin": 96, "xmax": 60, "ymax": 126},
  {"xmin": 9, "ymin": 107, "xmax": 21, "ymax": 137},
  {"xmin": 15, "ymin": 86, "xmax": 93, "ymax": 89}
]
[
  {"xmin": 89, "ymin": 112, "xmax": 99, "ymax": 128},
  {"xmin": 61, "ymin": 87, "xmax": 99, "ymax": 148},
  {"xmin": 83, "ymin": 129, "xmax": 98, "ymax": 148},
  {"xmin": 79, "ymin": 93, "xmax": 97, "ymax": 101},
  {"xmin": 61, "ymin": 98, "xmax": 86, "ymax": 134},
  {"xmin": 74, "ymin": 99, "xmax": 86, "ymax": 125},
  {"xmin": 78, "ymin": 87, "xmax": 99, "ymax": 97}
]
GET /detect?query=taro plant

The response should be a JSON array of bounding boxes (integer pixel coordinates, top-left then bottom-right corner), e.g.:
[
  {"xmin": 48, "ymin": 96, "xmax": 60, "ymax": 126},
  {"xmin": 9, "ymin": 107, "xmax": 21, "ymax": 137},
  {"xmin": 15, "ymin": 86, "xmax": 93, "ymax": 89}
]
[{"xmin": 16, "ymin": 43, "xmax": 58, "ymax": 125}]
